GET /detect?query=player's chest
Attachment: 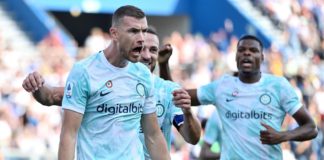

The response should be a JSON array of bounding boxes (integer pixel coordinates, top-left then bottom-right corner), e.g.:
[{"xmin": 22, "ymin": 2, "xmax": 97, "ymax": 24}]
[
  {"xmin": 89, "ymin": 76, "xmax": 148, "ymax": 104},
  {"xmin": 217, "ymin": 87, "xmax": 280, "ymax": 111}
]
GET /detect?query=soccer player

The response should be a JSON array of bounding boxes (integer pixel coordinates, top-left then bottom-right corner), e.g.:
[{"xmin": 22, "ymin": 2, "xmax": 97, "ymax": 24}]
[
  {"xmin": 22, "ymin": 26, "xmax": 200, "ymax": 159},
  {"xmin": 170, "ymin": 35, "xmax": 318, "ymax": 159},
  {"xmin": 138, "ymin": 26, "xmax": 201, "ymax": 159},
  {"xmin": 47, "ymin": 5, "xmax": 174, "ymax": 160}
]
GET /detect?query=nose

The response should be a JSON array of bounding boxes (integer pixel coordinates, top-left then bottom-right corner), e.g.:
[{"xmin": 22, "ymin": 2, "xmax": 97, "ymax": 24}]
[
  {"xmin": 137, "ymin": 31, "xmax": 145, "ymax": 45},
  {"xmin": 141, "ymin": 47, "xmax": 151, "ymax": 62},
  {"xmin": 243, "ymin": 50, "xmax": 251, "ymax": 56}
]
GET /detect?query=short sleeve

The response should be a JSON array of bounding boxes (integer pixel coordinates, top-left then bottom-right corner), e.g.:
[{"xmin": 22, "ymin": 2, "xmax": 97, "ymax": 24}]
[
  {"xmin": 197, "ymin": 81, "xmax": 218, "ymax": 105},
  {"xmin": 62, "ymin": 63, "xmax": 90, "ymax": 114},
  {"xmin": 280, "ymin": 78, "xmax": 303, "ymax": 116},
  {"xmin": 142, "ymin": 74, "xmax": 156, "ymax": 114}
]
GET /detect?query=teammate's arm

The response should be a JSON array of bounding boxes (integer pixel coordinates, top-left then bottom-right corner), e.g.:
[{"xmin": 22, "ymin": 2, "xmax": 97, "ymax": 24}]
[
  {"xmin": 178, "ymin": 110, "xmax": 201, "ymax": 144},
  {"xmin": 178, "ymin": 109, "xmax": 201, "ymax": 144},
  {"xmin": 22, "ymin": 71, "xmax": 64, "ymax": 106},
  {"xmin": 199, "ymin": 141, "xmax": 221, "ymax": 160},
  {"xmin": 158, "ymin": 44, "xmax": 173, "ymax": 81},
  {"xmin": 58, "ymin": 109, "xmax": 82, "ymax": 160},
  {"xmin": 33, "ymin": 87, "xmax": 64, "ymax": 106},
  {"xmin": 186, "ymin": 89, "xmax": 201, "ymax": 106},
  {"xmin": 174, "ymin": 89, "xmax": 201, "ymax": 144},
  {"xmin": 260, "ymin": 107, "xmax": 318, "ymax": 144},
  {"xmin": 141, "ymin": 113, "xmax": 170, "ymax": 160}
]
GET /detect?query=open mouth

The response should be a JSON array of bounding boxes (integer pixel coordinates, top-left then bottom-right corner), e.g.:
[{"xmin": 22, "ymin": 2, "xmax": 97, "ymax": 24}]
[
  {"xmin": 241, "ymin": 59, "xmax": 253, "ymax": 67},
  {"xmin": 132, "ymin": 46, "xmax": 144, "ymax": 55}
]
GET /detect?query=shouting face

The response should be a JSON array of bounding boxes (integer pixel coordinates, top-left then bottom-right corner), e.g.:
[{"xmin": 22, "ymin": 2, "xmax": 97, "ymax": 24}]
[
  {"xmin": 111, "ymin": 16, "xmax": 148, "ymax": 63},
  {"xmin": 236, "ymin": 39, "xmax": 264, "ymax": 76}
]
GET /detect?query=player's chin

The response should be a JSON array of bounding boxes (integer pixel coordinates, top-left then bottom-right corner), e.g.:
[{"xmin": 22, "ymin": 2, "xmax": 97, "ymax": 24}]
[{"xmin": 128, "ymin": 56, "xmax": 141, "ymax": 63}]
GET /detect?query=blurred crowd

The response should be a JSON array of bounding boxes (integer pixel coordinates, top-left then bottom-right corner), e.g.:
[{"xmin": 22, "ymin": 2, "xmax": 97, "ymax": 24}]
[{"xmin": 0, "ymin": 0, "xmax": 324, "ymax": 159}]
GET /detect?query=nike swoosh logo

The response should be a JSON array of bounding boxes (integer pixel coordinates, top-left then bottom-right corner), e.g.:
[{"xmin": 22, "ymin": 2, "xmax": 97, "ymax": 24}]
[
  {"xmin": 100, "ymin": 91, "xmax": 112, "ymax": 97},
  {"xmin": 226, "ymin": 98, "xmax": 234, "ymax": 102}
]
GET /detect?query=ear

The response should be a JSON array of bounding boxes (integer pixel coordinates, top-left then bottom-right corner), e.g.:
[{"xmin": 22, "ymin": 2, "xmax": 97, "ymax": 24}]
[
  {"xmin": 109, "ymin": 27, "xmax": 118, "ymax": 41},
  {"xmin": 261, "ymin": 52, "xmax": 264, "ymax": 62}
]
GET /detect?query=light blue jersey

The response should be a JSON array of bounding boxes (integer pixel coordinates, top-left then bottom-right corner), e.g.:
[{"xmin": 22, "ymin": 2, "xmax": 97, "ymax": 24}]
[
  {"xmin": 62, "ymin": 51, "xmax": 156, "ymax": 160},
  {"xmin": 139, "ymin": 75, "xmax": 183, "ymax": 160},
  {"xmin": 204, "ymin": 109, "xmax": 222, "ymax": 148},
  {"xmin": 197, "ymin": 73, "xmax": 302, "ymax": 160}
]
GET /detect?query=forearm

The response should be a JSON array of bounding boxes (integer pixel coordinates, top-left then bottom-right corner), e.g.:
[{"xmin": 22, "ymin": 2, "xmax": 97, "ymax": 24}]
[
  {"xmin": 142, "ymin": 113, "xmax": 170, "ymax": 160},
  {"xmin": 180, "ymin": 109, "xmax": 201, "ymax": 144},
  {"xmin": 58, "ymin": 132, "xmax": 76, "ymax": 160},
  {"xmin": 32, "ymin": 86, "xmax": 63, "ymax": 106},
  {"xmin": 159, "ymin": 62, "xmax": 172, "ymax": 81},
  {"xmin": 282, "ymin": 123, "xmax": 318, "ymax": 142},
  {"xmin": 145, "ymin": 129, "xmax": 170, "ymax": 160},
  {"xmin": 186, "ymin": 89, "xmax": 201, "ymax": 106}
]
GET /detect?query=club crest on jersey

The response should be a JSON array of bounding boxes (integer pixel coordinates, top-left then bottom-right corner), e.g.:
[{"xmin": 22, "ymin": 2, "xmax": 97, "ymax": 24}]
[
  {"xmin": 232, "ymin": 88, "xmax": 239, "ymax": 97},
  {"xmin": 105, "ymin": 80, "xmax": 113, "ymax": 88},
  {"xmin": 259, "ymin": 93, "xmax": 271, "ymax": 105},
  {"xmin": 66, "ymin": 81, "xmax": 73, "ymax": 98},
  {"xmin": 156, "ymin": 101, "xmax": 165, "ymax": 117},
  {"xmin": 136, "ymin": 82, "xmax": 146, "ymax": 97}
]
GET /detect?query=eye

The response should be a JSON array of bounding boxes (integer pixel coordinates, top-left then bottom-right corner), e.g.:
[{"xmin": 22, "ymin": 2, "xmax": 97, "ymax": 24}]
[
  {"xmin": 237, "ymin": 47, "xmax": 245, "ymax": 52},
  {"xmin": 250, "ymin": 48, "xmax": 259, "ymax": 53},
  {"xmin": 150, "ymin": 47, "xmax": 158, "ymax": 54},
  {"xmin": 142, "ymin": 28, "xmax": 148, "ymax": 34},
  {"xmin": 128, "ymin": 28, "xmax": 140, "ymax": 34}
]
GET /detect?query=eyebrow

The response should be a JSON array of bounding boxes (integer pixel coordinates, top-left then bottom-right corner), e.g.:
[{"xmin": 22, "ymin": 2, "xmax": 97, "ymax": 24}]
[{"xmin": 127, "ymin": 27, "xmax": 148, "ymax": 33}]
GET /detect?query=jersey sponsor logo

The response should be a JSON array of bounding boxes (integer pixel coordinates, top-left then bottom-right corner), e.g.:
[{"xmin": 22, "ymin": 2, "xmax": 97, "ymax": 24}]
[
  {"xmin": 66, "ymin": 82, "xmax": 73, "ymax": 98},
  {"xmin": 136, "ymin": 82, "xmax": 146, "ymax": 97},
  {"xmin": 259, "ymin": 93, "xmax": 271, "ymax": 105},
  {"xmin": 156, "ymin": 101, "xmax": 165, "ymax": 117},
  {"xmin": 96, "ymin": 102, "xmax": 143, "ymax": 115},
  {"xmin": 100, "ymin": 91, "xmax": 112, "ymax": 97},
  {"xmin": 225, "ymin": 110, "xmax": 273, "ymax": 121}
]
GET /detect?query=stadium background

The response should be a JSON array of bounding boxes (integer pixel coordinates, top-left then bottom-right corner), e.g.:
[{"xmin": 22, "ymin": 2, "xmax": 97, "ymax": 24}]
[{"xmin": 0, "ymin": 0, "xmax": 323, "ymax": 159}]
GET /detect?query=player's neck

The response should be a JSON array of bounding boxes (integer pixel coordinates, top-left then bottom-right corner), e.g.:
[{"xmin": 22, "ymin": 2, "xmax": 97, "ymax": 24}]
[
  {"xmin": 238, "ymin": 71, "xmax": 261, "ymax": 84},
  {"xmin": 103, "ymin": 44, "xmax": 128, "ymax": 68}
]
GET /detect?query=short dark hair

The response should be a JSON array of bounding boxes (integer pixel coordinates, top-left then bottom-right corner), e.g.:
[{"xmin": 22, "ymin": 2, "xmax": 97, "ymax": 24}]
[
  {"xmin": 112, "ymin": 5, "xmax": 146, "ymax": 26},
  {"xmin": 237, "ymin": 35, "xmax": 263, "ymax": 52},
  {"xmin": 147, "ymin": 25, "xmax": 158, "ymax": 35}
]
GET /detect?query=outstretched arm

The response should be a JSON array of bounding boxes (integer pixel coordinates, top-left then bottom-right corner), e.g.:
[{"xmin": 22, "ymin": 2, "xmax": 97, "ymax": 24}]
[
  {"xmin": 22, "ymin": 71, "xmax": 64, "ymax": 106},
  {"xmin": 158, "ymin": 45, "xmax": 202, "ymax": 106},
  {"xmin": 141, "ymin": 113, "xmax": 170, "ymax": 160},
  {"xmin": 158, "ymin": 44, "xmax": 173, "ymax": 81},
  {"xmin": 186, "ymin": 89, "xmax": 201, "ymax": 106},
  {"xmin": 173, "ymin": 89, "xmax": 201, "ymax": 144},
  {"xmin": 260, "ymin": 106, "xmax": 318, "ymax": 144}
]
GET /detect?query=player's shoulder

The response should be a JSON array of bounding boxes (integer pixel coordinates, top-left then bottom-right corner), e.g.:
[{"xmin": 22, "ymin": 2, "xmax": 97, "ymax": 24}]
[
  {"xmin": 262, "ymin": 73, "xmax": 288, "ymax": 84},
  {"xmin": 153, "ymin": 75, "xmax": 179, "ymax": 88},
  {"xmin": 74, "ymin": 51, "xmax": 101, "ymax": 68},
  {"xmin": 214, "ymin": 73, "xmax": 236, "ymax": 84}
]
